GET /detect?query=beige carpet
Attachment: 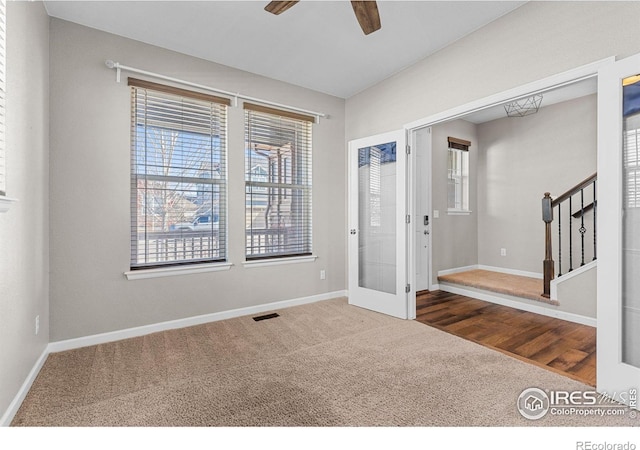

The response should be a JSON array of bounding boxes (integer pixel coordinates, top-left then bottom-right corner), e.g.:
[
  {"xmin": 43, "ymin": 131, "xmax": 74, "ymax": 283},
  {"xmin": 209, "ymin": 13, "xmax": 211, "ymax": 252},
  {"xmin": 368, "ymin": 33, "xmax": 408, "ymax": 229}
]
[{"xmin": 11, "ymin": 298, "xmax": 638, "ymax": 426}]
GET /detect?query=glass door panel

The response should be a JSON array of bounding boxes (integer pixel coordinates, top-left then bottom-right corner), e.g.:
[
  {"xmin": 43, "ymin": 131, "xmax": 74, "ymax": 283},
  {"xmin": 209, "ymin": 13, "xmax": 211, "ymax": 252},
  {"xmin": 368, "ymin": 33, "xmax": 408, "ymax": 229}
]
[{"xmin": 358, "ymin": 142, "xmax": 397, "ymax": 294}]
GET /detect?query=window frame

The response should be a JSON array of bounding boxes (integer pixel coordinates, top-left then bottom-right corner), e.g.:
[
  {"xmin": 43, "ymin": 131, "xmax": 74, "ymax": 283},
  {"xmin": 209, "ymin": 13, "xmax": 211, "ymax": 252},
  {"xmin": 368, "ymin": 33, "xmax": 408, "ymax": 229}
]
[
  {"xmin": 244, "ymin": 103, "xmax": 314, "ymax": 261},
  {"xmin": 128, "ymin": 78, "xmax": 230, "ymax": 272},
  {"xmin": 447, "ymin": 136, "xmax": 471, "ymax": 214}
]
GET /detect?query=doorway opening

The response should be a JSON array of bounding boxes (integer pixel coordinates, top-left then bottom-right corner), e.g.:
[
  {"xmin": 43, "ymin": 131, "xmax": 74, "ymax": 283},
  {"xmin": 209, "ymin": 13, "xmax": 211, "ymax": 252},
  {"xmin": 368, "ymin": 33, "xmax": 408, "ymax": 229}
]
[{"xmin": 407, "ymin": 59, "xmax": 610, "ymax": 385}]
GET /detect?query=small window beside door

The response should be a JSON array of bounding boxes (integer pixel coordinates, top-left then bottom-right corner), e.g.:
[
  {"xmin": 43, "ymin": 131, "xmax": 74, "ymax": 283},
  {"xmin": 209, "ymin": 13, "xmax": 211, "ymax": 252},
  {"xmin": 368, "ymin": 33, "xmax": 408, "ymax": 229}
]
[{"xmin": 447, "ymin": 136, "xmax": 470, "ymax": 213}]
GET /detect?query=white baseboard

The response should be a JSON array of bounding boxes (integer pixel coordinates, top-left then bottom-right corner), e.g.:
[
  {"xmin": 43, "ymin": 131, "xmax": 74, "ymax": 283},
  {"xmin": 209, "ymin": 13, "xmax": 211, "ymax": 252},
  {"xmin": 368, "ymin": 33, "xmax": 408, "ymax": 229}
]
[
  {"xmin": 1, "ymin": 347, "xmax": 49, "ymax": 427},
  {"xmin": 437, "ymin": 265, "xmax": 543, "ymax": 280},
  {"xmin": 439, "ymin": 283, "xmax": 596, "ymax": 327},
  {"xmin": 477, "ymin": 265, "xmax": 543, "ymax": 280},
  {"xmin": 48, "ymin": 290, "xmax": 347, "ymax": 353},
  {"xmin": 437, "ymin": 265, "xmax": 479, "ymax": 276}
]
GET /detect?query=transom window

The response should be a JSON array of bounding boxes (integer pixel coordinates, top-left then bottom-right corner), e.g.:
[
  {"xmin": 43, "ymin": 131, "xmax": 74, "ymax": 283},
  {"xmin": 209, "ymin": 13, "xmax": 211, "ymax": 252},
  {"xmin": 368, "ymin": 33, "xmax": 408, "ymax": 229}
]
[
  {"xmin": 129, "ymin": 78, "xmax": 229, "ymax": 269},
  {"xmin": 244, "ymin": 104, "xmax": 313, "ymax": 259}
]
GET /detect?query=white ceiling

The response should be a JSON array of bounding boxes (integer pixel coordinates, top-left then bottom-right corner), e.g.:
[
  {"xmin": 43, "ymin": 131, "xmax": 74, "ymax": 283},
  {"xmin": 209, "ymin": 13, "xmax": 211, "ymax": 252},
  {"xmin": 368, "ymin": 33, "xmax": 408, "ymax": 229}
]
[{"xmin": 43, "ymin": 0, "xmax": 526, "ymax": 99}]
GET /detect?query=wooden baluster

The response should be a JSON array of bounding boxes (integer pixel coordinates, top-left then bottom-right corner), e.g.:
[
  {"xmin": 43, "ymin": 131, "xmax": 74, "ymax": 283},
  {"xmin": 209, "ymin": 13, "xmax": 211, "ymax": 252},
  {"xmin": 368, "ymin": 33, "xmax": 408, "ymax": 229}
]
[{"xmin": 542, "ymin": 192, "xmax": 554, "ymax": 298}]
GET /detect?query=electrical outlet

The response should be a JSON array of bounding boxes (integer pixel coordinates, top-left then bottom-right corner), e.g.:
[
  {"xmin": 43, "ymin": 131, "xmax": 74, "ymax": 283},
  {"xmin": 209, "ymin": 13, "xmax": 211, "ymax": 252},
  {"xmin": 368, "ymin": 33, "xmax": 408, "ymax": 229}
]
[
  {"xmin": 320, "ymin": 270, "xmax": 326, "ymax": 280},
  {"xmin": 500, "ymin": 248, "xmax": 507, "ymax": 257},
  {"xmin": 433, "ymin": 210, "xmax": 440, "ymax": 219},
  {"xmin": 35, "ymin": 315, "xmax": 40, "ymax": 335}
]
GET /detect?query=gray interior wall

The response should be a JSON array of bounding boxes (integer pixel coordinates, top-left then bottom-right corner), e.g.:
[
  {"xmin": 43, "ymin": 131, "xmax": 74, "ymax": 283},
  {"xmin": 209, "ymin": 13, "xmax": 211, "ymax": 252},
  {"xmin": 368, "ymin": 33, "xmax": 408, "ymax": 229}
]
[
  {"xmin": 346, "ymin": 1, "xmax": 640, "ymax": 141},
  {"xmin": 555, "ymin": 264, "xmax": 597, "ymax": 319},
  {"xmin": 476, "ymin": 94, "xmax": 597, "ymax": 274},
  {"xmin": 49, "ymin": 19, "xmax": 346, "ymax": 341},
  {"xmin": 425, "ymin": 120, "xmax": 478, "ymax": 282},
  {"xmin": 0, "ymin": 2, "xmax": 50, "ymax": 420}
]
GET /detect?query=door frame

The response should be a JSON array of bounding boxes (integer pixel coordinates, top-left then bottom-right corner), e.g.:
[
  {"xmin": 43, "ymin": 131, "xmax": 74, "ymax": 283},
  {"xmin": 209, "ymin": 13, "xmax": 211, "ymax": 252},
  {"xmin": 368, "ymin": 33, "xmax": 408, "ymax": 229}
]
[
  {"xmin": 597, "ymin": 53, "xmax": 640, "ymax": 400},
  {"xmin": 402, "ymin": 57, "xmax": 613, "ymax": 321},
  {"xmin": 410, "ymin": 127, "xmax": 433, "ymax": 294}
]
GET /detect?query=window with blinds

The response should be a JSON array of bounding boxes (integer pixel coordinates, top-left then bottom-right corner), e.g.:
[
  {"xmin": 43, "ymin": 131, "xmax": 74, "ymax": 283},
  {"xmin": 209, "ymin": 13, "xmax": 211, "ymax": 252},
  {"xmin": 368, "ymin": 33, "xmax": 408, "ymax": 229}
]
[
  {"xmin": 624, "ymin": 78, "xmax": 640, "ymax": 209},
  {"xmin": 624, "ymin": 123, "xmax": 640, "ymax": 208},
  {"xmin": 244, "ymin": 103, "xmax": 313, "ymax": 259},
  {"xmin": 129, "ymin": 78, "xmax": 229, "ymax": 269},
  {"xmin": 447, "ymin": 136, "xmax": 470, "ymax": 212},
  {"xmin": 0, "ymin": 0, "xmax": 6, "ymax": 198}
]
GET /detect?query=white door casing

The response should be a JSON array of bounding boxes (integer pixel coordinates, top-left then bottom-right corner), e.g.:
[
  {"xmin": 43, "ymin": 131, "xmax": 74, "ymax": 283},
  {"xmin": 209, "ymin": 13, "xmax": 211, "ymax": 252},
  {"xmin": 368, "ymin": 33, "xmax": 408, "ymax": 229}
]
[{"xmin": 413, "ymin": 127, "xmax": 432, "ymax": 292}]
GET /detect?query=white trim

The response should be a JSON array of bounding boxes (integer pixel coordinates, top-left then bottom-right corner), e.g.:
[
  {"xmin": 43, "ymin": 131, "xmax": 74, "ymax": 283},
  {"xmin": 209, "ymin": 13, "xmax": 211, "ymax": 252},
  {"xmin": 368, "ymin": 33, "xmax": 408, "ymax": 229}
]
[
  {"xmin": 429, "ymin": 283, "xmax": 440, "ymax": 291},
  {"xmin": 407, "ymin": 128, "xmax": 416, "ymax": 319},
  {"xmin": 0, "ymin": 347, "xmax": 48, "ymax": 427},
  {"xmin": 48, "ymin": 290, "xmax": 347, "ymax": 353},
  {"xmin": 403, "ymin": 57, "xmax": 614, "ymax": 131},
  {"xmin": 0, "ymin": 196, "xmax": 17, "ymax": 213},
  {"xmin": 447, "ymin": 209, "xmax": 472, "ymax": 216},
  {"xmin": 550, "ymin": 260, "xmax": 597, "ymax": 301},
  {"xmin": 439, "ymin": 283, "xmax": 596, "ymax": 327},
  {"xmin": 437, "ymin": 265, "xmax": 543, "ymax": 280},
  {"xmin": 437, "ymin": 265, "xmax": 479, "ymax": 277},
  {"xmin": 242, "ymin": 254, "xmax": 317, "ymax": 268},
  {"xmin": 411, "ymin": 126, "xmax": 433, "ymax": 303},
  {"xmin": 477, "ymin": 265, "xmax": 543, "ymax": 280},
  {"xmin": 124, "ymin": 262, "xmax": 233, "ymax": 280}
]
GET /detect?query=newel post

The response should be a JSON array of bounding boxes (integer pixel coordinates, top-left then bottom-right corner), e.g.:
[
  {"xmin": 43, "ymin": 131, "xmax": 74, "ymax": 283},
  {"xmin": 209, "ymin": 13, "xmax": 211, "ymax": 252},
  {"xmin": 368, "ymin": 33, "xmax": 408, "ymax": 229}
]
[{"xmin": 542, "ymin": 192, "xmax": 554, "ymax": 298}]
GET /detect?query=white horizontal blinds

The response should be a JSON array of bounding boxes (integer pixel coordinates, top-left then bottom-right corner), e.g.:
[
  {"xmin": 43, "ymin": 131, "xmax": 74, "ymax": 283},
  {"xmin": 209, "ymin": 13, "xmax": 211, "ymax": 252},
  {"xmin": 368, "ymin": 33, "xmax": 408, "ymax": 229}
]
[
  {"xmin": 129, "ymin": 78, "xmax": 229, "ymax": 269},
  {"xmin": 244, "ymin": 103, "xmax": 313, "ymax": 259},
  {"xmin": 0, "ymin": 0, "xmax": 6, "ymax": 197},
  {"xmin": 624, "ymin": 112, "xmax": 640, "ymax": 208},
  {"xmin": 625, "ymin": 126, "xmax": 639, "ymax": 208}
]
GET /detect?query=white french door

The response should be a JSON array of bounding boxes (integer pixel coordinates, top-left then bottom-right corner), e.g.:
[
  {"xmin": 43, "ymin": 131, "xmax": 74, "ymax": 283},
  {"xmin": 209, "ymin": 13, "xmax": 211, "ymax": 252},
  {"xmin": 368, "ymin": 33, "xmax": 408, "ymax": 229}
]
[
  {"xmin": 597, "ymin": 52, "xmax": 640, "ymax": 403},
  {"xmin": 348, "ymin": 130, "xmax": 409, "ymax": 319}
]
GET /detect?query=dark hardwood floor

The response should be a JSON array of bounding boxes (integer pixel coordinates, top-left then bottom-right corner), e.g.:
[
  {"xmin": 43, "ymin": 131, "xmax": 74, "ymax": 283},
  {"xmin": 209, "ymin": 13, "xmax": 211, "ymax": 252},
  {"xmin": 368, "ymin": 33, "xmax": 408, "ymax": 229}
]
[{"xmin": 416, "ymin": 290, "xmax": 596, "ymax": 386}]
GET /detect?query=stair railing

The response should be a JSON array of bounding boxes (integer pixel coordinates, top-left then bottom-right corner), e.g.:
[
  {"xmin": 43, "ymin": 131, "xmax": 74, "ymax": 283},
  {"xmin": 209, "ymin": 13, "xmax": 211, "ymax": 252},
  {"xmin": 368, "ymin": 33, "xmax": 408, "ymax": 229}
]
[{"xmin": 542, "ymin": 173, "xmax": 597, "ymax": 297}]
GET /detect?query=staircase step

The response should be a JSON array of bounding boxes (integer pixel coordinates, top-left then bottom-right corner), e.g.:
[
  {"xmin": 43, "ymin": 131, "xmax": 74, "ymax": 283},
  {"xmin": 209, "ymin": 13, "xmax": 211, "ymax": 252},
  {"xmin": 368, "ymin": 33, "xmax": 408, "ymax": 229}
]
[{"xmin": 438, "ymin": 269, "xmax": 559, "ymax": 306}]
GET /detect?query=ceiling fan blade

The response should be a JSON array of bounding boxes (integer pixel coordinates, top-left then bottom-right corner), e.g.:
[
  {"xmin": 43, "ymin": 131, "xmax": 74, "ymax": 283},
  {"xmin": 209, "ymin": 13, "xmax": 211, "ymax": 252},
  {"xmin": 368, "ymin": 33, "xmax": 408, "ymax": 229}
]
[
  {"xmin": 264, "ymin": 1, "xmax": 299, "ymax": 15},
  {"xmin": 350, "ymin": 1, "xmax": 381, "ymax": 35}
]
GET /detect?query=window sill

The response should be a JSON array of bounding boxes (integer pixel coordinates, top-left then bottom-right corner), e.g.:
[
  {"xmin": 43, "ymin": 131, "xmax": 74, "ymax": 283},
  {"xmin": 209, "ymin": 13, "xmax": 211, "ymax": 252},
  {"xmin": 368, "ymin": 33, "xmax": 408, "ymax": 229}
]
[
  {"xmin": 447, "ymin": 209, "xmax": 472, "ymax": 216},
  {"xmin": 242, "ymin": 255, "xmax": 318, "ymax": 268},
  {"xmin": 0, "ymin": 196, "xmax": 18, "ymax": 213},
  {"xmin": 124, "ymin": 262, "xmax": 233, "ymax": 280}
]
